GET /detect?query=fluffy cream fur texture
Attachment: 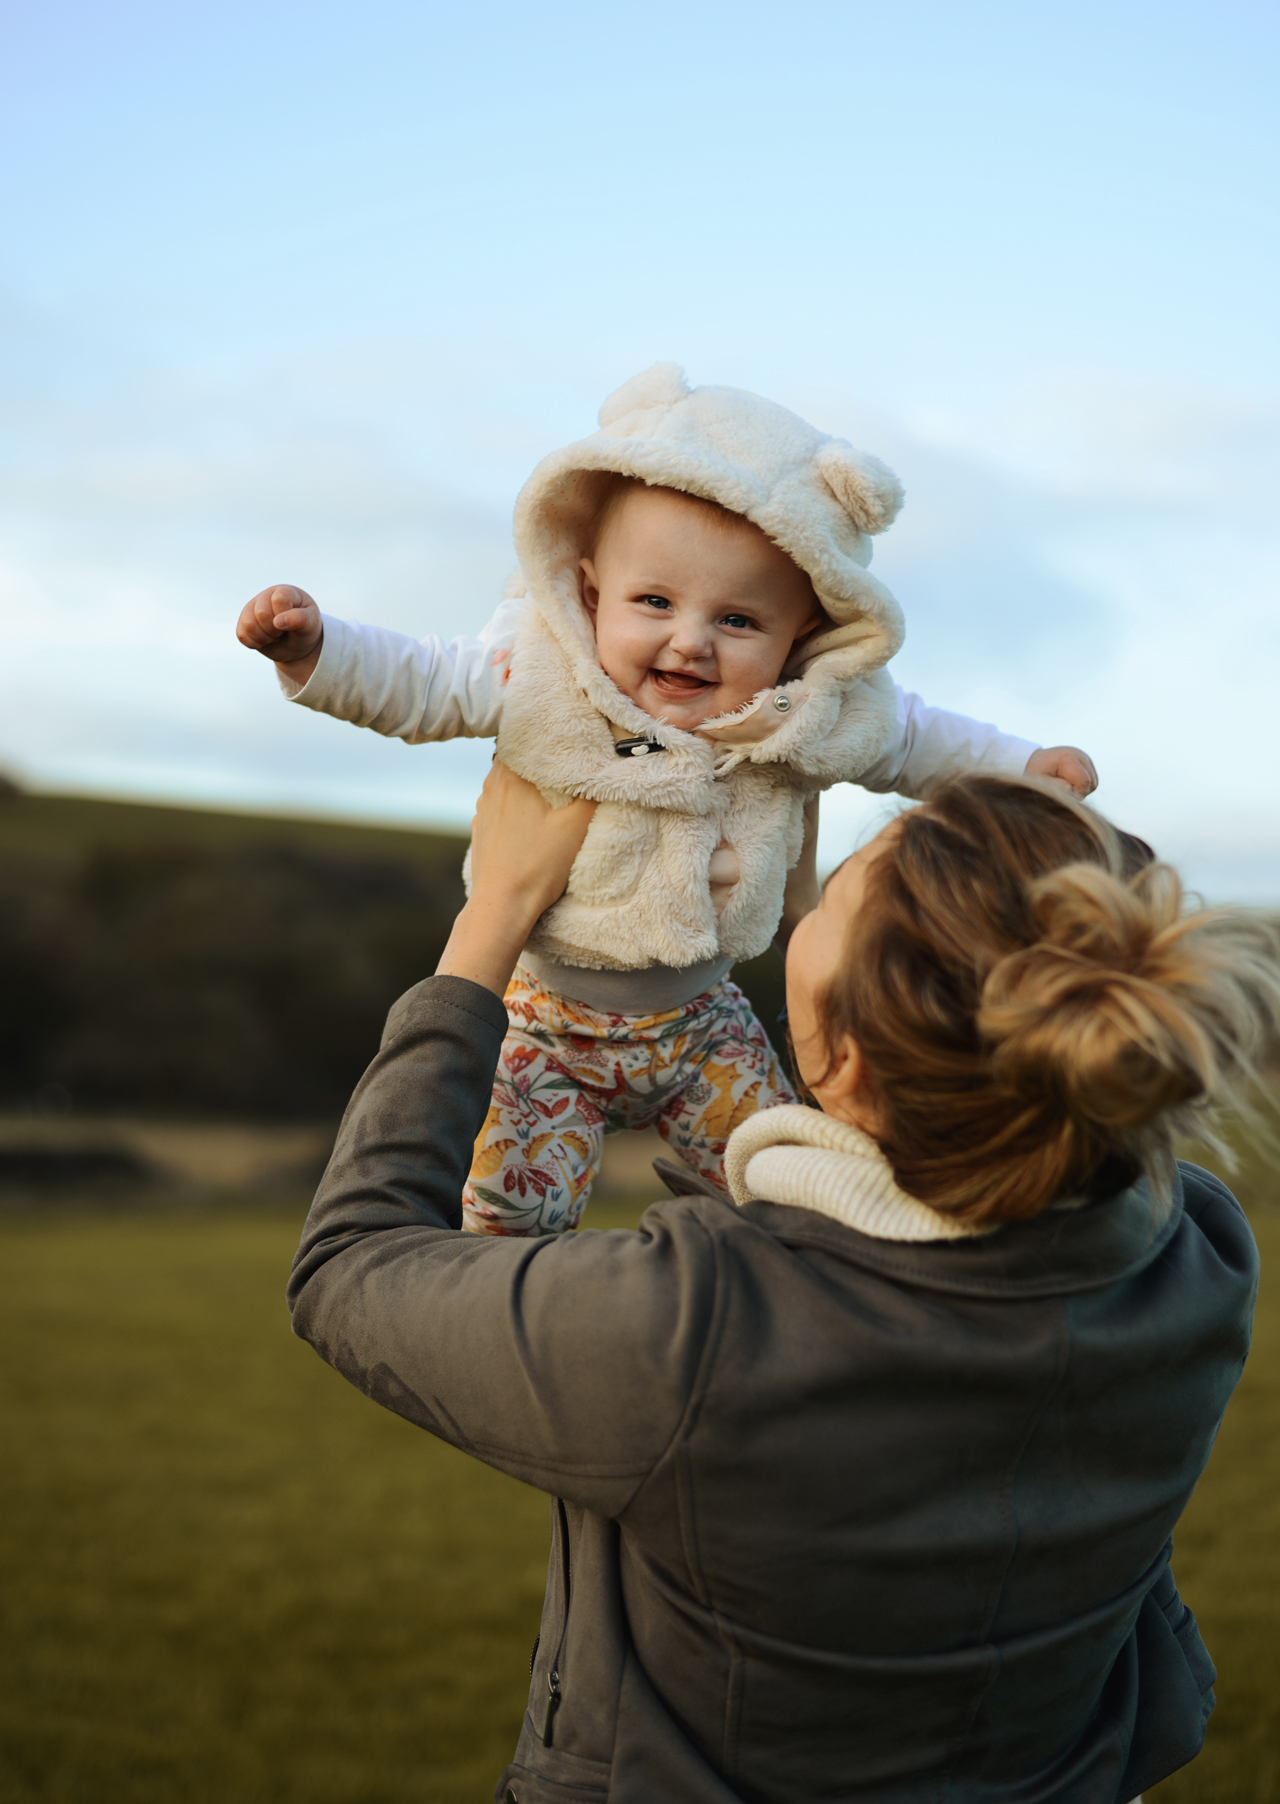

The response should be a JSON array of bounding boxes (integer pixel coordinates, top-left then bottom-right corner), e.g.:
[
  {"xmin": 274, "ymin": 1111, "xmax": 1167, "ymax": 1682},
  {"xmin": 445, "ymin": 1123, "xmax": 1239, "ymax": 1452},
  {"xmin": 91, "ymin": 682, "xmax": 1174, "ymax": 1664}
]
[
  {"xmin": 491, "ymin": 365, "xmax": 907, "ymax": 973},
  {"xmin": 497, "ymin": 608, "xmax": 896, "ymax": 969}
]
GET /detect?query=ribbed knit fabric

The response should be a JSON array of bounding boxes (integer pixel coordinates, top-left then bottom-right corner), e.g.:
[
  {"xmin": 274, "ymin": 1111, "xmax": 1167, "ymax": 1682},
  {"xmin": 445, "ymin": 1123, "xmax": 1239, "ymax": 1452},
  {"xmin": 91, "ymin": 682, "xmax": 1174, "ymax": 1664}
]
[{"xmin": 724, "ymin": 1104, "xmax": 991, "ymax": 1242}]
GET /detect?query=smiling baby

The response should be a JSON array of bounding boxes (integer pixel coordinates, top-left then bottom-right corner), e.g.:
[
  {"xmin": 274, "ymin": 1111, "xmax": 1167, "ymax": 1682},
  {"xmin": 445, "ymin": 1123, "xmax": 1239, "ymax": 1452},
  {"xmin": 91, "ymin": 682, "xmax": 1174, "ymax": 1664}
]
[{"xmin": 236, "ymin": 363, "xmax": 1095, "ymax": 1233}]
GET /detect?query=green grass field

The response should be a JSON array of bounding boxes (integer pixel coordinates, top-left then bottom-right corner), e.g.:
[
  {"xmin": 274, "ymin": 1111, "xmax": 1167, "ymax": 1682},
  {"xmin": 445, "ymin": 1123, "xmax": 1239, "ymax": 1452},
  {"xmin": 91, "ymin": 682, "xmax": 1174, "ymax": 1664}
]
[{"xmin": 2, "ymin": 1178, "xmax": 1277, "ymax": 1802}]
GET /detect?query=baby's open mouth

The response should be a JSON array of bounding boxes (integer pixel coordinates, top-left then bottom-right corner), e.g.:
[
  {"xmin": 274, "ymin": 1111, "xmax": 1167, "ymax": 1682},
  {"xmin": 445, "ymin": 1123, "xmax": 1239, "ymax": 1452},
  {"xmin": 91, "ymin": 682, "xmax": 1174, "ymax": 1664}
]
[{"xmin": 649, "ymin": 668, "xmax": 713, "ymax": 695}]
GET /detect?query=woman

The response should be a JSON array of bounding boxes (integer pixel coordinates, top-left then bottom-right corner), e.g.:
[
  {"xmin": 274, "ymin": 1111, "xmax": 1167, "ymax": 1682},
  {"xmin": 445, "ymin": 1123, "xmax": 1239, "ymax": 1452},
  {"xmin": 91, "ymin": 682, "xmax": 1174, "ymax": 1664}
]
[{"xmin": 289, "ymin": 766, "xmax": 1277, "ymax": 1803}]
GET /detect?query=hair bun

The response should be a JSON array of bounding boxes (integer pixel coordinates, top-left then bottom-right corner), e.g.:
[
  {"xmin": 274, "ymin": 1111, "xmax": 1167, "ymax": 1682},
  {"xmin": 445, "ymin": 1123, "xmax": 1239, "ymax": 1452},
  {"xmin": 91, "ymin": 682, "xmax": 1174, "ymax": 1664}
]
[
  {"xmin": 978, "ymin": 862, "xmax": 1215, "ymax": 1132},
  {"xmin": 821, "ymin": 773, "xmax": 1280, "ymax": 1224}
]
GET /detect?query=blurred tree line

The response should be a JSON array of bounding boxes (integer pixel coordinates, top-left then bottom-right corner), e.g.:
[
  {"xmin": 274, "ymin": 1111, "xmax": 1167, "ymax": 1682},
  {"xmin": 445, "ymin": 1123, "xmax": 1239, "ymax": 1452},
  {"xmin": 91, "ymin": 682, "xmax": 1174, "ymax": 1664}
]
[
  {"xmin": 0, "ymin": 789, "xmax": 786, "ymax": 1120},
  {"xmin": 0, "ymin": 791, "xmax": 468, "ymax": 1118}
]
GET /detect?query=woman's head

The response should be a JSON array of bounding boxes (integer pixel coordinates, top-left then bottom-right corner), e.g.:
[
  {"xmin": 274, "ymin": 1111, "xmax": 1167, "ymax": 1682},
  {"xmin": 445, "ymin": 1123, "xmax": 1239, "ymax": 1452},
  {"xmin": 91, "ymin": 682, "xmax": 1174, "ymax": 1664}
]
[{"xmin": 786, "ymin": 776, "xmax": 1280, "ymax": 1225}]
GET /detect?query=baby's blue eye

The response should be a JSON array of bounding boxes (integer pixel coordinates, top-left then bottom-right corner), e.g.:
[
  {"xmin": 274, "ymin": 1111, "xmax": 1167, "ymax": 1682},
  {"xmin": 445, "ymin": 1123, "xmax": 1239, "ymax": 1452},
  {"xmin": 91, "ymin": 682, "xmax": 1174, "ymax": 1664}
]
[
  {"xmin": 639, "ymin": 594, "xmax": 672, "ymax": 610},
  {"xmin": 721, "ymin": 613, "xmax": 753, "ymax": 630}
]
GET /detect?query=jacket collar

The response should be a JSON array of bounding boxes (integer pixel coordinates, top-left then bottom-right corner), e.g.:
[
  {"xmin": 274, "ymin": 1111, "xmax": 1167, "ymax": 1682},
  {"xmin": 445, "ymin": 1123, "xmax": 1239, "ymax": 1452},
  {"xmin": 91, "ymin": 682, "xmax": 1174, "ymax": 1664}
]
[
  {"xmin": 724, "ymin": 1104, "xmax": 991, "ymax": 1242},
  {"xmin": 724, "ymin": 1104, "xmax": 1183, "ymax": 1298}
]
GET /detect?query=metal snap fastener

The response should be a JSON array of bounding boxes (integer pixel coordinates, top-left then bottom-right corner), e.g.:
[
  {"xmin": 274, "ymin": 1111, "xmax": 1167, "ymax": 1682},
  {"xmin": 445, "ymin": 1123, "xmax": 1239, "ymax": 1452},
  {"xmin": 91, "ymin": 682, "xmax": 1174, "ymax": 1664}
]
[{"xmin": 772, "ymin": 693, "xmax": 793, "ymax": 712}]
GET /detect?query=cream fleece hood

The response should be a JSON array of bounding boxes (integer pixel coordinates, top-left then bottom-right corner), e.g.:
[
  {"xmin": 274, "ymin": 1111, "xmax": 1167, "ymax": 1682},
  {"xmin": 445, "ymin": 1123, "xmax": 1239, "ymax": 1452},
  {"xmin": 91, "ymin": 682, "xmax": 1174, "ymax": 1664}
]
[
  {"xmin": 492, "ymin": 365, "xmax": 908, "ymax": 972},
  {"xmin": 514, "ymin": 361, "xmax": 906, "ymax": 701}
]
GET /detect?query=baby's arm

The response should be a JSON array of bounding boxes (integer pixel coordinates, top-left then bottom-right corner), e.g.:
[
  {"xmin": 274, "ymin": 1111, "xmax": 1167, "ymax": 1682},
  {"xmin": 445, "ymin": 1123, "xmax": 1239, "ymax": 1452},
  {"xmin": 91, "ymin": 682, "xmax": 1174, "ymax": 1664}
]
[
  {"xmin": 235, "ymin": 585, "xmax": 523, "ymax": 743},
  {"xmin": 862, "ymin": 690, "xmax": 1097, "ymax": 800}
]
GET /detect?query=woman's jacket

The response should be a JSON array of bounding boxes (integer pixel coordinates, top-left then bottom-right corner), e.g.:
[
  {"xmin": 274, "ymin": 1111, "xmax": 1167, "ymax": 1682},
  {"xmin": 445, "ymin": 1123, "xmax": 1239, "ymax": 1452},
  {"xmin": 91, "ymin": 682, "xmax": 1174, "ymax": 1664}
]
[{"xmin": 288, "ymin": 977, "xmax": 1257, "ymax": 1804}]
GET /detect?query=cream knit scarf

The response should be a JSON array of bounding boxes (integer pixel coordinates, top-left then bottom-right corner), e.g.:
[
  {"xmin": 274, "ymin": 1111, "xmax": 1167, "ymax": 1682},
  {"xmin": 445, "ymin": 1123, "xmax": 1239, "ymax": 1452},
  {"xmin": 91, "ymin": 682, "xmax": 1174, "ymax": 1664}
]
[{"xmin": 723, "ymin": 1105, "xmax": 991, "ymax": 1243}]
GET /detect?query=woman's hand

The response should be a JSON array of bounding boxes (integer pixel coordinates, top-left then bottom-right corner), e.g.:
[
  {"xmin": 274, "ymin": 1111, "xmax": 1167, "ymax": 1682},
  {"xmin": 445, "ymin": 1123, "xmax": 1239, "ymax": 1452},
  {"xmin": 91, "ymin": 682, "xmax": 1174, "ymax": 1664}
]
[
  {"xmin": 435, "ymin": 762, "xmax": 597, "ymax": 997},
  {"xmin": 775, "ymin": 796, "xmax": 821, "ymax": 951}
]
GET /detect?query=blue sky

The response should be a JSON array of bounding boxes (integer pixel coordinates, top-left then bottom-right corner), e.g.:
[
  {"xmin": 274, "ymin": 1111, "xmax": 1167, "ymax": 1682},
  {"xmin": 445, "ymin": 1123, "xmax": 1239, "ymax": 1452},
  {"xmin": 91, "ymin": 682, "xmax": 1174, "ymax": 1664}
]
[{"xmin": 2, "ymin": 0, "xmax": 1277, "ymax": 894}]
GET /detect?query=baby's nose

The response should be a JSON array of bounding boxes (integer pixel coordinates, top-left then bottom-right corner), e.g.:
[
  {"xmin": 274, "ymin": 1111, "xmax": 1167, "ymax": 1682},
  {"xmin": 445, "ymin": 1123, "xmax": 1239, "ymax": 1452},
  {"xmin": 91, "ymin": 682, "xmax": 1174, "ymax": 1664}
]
[{"xmin": 669, "ymin": 620, "xmax": 714, "ymax": 659}]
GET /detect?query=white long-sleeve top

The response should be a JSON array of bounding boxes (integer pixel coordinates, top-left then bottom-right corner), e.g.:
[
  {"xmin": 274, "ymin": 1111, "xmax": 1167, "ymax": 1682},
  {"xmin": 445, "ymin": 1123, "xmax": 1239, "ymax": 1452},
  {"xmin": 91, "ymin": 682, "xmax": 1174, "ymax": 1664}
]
[{"xmin": 281, "ymin": 599, "xmax": 1039, "ymax": 802}]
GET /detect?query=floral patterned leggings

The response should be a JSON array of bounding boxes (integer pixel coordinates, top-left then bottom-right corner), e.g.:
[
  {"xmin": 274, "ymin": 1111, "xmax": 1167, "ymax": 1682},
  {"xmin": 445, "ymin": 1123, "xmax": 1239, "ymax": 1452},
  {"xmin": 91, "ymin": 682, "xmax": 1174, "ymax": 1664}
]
[{"xmin": 462, "ymin": 966, "xmax": 796, "ymax": 1236}]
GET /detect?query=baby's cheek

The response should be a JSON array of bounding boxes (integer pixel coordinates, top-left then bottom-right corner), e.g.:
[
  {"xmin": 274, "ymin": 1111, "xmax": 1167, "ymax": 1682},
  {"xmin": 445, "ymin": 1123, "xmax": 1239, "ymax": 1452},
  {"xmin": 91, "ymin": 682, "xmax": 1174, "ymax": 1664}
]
[
  {"xmin": 597, "ymin": 647, "xmax": 646, "ymax": 705},
  {"xmin": 718, "ymin": 661, "xmax": 786, "ymax": 717}
]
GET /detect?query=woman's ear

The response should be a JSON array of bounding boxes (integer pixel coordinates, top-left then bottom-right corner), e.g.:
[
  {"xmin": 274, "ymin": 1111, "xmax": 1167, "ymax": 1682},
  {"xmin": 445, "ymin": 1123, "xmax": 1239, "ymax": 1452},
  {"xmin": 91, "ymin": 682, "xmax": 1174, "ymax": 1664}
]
[
  {"xmin": 578, "ymin": 557, "xmax": 601, "ymax": 618},
  {"xmin": 811, "ymin": 1032, "xmax": 883, "ymax": 1137}
]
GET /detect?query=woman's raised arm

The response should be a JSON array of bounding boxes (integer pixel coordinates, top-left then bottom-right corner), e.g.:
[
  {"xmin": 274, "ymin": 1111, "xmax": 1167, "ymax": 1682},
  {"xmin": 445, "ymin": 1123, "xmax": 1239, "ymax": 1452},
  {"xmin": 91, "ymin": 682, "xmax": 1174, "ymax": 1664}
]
[
  {"xmin": 286, "ymin": 767, "xmax": 713, "ymax": 1511},
  {"xmin": 436, "ymin": 762, "xmax": 596, "ymax": 996}
]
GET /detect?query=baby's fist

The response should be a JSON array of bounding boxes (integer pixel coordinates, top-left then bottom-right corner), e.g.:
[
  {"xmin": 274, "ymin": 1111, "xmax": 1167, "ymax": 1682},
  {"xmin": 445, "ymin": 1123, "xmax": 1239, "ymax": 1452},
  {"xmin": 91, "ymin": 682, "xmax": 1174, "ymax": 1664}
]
[
  {"xmin": 1025, "ymin": 745, "xmax": 1098, "ymax": 798},
  {"xmin": 236, "ymin": 585, "xmax": 324, "ymax": 679}
]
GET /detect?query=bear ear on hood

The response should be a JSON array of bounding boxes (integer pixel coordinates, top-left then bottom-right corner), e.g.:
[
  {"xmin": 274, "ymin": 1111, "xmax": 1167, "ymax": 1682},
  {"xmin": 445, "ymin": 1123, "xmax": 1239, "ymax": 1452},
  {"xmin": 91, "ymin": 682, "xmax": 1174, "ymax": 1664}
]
[
  {"xmin": 598, "ymin": 362, "xmax": 691, "ymax": 428},
  {"xmin": 815, "ymin": 442, "xmax": 905, "ymax": 534}
]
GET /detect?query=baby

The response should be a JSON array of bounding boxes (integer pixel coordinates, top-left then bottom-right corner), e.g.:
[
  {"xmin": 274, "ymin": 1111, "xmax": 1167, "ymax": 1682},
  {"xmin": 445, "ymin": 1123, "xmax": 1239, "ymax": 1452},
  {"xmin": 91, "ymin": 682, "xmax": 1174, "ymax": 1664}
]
[{"xmin": 237, "ymin": 363, "xmax": 1095, "ymax": 1235}]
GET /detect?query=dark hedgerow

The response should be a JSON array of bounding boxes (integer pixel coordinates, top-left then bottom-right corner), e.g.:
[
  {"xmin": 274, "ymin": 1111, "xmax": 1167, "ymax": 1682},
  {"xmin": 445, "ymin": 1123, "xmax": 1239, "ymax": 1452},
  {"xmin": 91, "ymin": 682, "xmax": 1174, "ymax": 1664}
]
[{"xmin": 0, "ymin": 791, "xmax": 789, "ymax": 1122}]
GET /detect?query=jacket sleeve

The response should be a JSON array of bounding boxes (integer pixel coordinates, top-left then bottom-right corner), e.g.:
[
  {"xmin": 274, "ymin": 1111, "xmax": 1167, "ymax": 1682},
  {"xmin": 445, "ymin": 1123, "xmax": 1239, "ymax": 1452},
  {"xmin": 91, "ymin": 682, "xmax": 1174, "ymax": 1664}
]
[
  {"xmin": 287, "ymin": 975, "xmax": 717, "ymax": 1514},
  {"xmin": 857, "ymin": 687, "xmax": 1041, "ymax": 798},
  {"xmin": 277, "ymin": 595, "xmax": 524, "ymax": 742}
]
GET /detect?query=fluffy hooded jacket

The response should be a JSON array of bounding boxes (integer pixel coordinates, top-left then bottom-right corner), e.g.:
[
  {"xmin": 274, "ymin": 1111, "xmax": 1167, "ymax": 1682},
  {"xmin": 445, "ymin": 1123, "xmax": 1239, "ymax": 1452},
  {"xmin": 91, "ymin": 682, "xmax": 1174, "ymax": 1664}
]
[
  {"xmin": 497, "ymin": 362, "xmax": 906, "ymax": 970},
  {"xmin": 282, "ymin": 365, "xmax": 1038, "ymax": 974}
]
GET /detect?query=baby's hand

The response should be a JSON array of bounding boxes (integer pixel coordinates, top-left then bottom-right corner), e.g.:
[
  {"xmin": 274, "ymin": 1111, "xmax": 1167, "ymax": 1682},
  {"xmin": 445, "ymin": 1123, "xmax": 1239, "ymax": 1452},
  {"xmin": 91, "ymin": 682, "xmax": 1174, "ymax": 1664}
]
[
  {"xmin": 1025, "ymin": 745, "xmax": 1098, "ymax": 798},
  {"xmin": 236, "ymin": 585, "xmax": 324, "ymax": 682}
]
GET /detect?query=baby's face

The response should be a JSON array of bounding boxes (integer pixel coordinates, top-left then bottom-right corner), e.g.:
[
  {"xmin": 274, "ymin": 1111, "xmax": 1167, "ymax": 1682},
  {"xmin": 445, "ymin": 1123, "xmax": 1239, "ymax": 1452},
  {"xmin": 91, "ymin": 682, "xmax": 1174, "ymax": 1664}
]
[{"xmin": 579, "ymin": 485, "xmax": 822, "ymax": 733}]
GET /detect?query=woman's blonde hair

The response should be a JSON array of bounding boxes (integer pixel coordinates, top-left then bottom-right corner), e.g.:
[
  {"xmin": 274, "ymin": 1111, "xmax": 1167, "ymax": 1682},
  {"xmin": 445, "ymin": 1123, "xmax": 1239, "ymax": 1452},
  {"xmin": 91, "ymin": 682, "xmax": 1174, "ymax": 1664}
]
[{"xmin": 819, "ymin": 775, "xmax": 1280, "ymax": 1226}]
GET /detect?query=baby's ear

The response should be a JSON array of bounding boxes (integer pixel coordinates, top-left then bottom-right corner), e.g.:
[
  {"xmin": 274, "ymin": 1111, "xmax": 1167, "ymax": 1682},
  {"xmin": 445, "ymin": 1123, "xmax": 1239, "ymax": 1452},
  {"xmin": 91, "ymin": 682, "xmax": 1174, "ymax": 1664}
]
[
  {"xmin": 578, "ymin": 557, "xmax": 601, "ymax": 616},
  {"xmin": 815, "ymin": 443, "xmax": 904, "ymax": 534},
  {"xmin": 598, "ymin": 362, "xmax": 690, "ymax": 428},
  {"xmin": 795, "ymin": 603, "xmax": 833, "ymax": 643}
]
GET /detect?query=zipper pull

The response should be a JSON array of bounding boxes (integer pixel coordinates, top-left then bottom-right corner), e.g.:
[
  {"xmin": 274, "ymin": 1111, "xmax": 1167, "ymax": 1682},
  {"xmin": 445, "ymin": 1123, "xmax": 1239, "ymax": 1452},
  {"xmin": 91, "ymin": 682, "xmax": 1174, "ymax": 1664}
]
[
  {"xmin": 541, "ymin": 1669, "xmax": 562, "ymax": 1746},
  {"xmin": 614, "ymin": 735, "xmax": 666, "ymax": 757}
]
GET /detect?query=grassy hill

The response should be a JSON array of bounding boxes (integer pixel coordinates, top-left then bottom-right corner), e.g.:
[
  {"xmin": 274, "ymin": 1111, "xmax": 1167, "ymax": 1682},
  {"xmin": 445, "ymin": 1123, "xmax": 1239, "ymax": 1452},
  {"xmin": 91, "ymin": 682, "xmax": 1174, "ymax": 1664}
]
[
  {"xmin": 0, "ymin": 1182, "xmax": 1276, "ymax": 1803},
  {"xmin": 0, "ymin": 789, "xmax": 787, "ymax": 1130},
  {"xmin": 0, "ymin": 790, "xmax": 470, "ymax": 1120},
  {"xmin": 0, "ymin": 787, "xmax": 470, "ymax": 873}
]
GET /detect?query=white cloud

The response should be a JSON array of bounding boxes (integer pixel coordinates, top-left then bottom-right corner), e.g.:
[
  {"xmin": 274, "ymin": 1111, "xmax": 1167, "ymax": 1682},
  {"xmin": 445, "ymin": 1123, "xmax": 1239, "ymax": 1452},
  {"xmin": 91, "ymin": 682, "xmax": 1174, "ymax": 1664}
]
[
  {"xmin": 3, "ymin": 343, "xmax": 1278, "ymax": 903},
  {"xmin": 794, "ymin": 373, "xmax": 1280, "ymax": 899},
  {"xmin": 905, "ymin": 368, "xmax": 1280, "ymax": 515}
]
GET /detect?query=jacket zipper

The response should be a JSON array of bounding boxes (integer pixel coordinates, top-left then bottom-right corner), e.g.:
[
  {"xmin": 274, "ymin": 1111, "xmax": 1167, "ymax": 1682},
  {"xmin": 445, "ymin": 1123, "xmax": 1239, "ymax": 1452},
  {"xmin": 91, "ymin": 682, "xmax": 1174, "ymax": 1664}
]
[{"xmin": 540, "ymin": 1499, "xmax": 572, "ymax": 1747}]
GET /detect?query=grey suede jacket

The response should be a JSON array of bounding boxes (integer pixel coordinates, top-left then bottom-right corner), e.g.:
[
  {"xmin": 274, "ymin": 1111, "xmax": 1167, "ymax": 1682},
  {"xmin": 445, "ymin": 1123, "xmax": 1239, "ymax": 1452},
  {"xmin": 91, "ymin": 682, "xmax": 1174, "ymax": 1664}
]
[{"xmin": 288, "ymin": 976, "xmax": 1257, "ymax": 1804}]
